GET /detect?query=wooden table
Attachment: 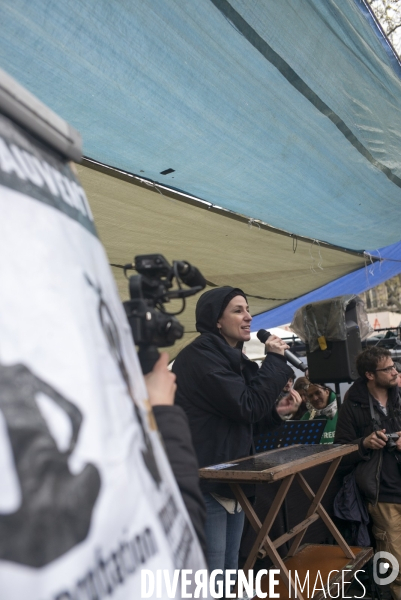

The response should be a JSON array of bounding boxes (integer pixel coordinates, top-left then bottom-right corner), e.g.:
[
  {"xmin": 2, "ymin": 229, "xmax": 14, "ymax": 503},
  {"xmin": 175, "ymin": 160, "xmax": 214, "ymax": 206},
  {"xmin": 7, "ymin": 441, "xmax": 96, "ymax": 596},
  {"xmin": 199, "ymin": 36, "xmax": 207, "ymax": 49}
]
[{"xmin": 199, "ymin": 444, "xmax": 373, "ymax": 599}]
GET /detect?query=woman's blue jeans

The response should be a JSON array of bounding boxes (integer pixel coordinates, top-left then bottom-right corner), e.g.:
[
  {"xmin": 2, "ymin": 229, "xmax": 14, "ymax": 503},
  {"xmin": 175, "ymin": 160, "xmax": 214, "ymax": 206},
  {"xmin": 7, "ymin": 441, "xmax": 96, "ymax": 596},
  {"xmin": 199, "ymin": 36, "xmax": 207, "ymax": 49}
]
[{"xmin": 203, "ymin": 492, "xmax": 245, "ymax": 589}]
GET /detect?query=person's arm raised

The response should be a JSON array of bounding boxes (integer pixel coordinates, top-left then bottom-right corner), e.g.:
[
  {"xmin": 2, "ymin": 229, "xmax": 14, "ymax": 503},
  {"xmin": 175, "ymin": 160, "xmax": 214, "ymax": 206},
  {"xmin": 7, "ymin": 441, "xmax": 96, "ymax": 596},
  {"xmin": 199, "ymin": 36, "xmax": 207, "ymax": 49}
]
[
  {"xmin": 276, "ymin": 388, "xmax": 302, "ymax": 417},
  {"xmin": 144, "ymin": 352, "xmax": 176, "ymax": 407}
]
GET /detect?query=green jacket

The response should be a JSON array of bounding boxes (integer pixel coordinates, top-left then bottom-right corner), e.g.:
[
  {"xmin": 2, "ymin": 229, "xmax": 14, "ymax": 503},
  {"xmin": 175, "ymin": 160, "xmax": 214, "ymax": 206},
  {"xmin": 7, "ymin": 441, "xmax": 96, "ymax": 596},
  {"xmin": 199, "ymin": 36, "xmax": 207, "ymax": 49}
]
[{"xmin": 301, "ymin": 391, "xmax": 338, "ymax": 444}]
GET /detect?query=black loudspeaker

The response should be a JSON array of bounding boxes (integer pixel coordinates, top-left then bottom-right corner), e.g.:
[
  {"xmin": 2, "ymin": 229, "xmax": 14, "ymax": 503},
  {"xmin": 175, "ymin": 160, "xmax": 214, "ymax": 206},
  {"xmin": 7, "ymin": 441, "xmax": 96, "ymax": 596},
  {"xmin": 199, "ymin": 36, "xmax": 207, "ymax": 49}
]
[{"xmin": 306, "ymin": 299, "xmax": 362, "ymax": 384}]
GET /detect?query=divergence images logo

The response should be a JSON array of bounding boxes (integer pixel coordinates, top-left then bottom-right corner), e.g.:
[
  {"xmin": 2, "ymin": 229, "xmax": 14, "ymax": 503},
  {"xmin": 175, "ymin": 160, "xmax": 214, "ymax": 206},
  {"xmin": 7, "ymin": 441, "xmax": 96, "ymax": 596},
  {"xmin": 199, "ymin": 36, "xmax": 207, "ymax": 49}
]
[{"xmin": 373, "ymin": 551, "xmax": 400, "ymax": 586}]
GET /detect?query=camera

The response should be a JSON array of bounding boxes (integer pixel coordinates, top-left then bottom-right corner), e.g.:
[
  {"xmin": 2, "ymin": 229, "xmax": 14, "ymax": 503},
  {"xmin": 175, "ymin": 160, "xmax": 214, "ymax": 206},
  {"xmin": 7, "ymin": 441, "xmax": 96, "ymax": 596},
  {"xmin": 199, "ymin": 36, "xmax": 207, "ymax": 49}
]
[
  {"xmin": 123, "ymin": 254, "xmax": 206, "ymax": 373},
  {"xmin": 385, "ymin": 432, "xmax": 400, "ymax": 450}
]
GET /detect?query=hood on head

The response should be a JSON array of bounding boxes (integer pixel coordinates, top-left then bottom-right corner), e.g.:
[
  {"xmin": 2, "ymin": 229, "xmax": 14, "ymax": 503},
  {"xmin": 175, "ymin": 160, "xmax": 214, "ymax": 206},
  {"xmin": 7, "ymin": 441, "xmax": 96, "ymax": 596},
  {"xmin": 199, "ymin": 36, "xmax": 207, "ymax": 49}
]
[{"xmin": 195, "ymin": 287, "xmax": 247, "ymax": 335}]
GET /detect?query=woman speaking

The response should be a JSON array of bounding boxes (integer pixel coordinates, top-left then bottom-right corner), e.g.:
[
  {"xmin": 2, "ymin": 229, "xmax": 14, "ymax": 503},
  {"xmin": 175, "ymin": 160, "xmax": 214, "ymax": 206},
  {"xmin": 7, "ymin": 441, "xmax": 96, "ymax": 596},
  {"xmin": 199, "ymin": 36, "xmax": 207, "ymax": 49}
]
[{"xmin": 173, "ymin": 286, "xmax": 300, "ymax": 580}]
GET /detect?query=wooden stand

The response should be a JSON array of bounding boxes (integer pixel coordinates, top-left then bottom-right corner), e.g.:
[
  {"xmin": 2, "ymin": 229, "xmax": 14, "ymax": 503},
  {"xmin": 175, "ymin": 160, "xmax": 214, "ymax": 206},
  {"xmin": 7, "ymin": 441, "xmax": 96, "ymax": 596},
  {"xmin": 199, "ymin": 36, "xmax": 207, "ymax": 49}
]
[{"xmin": 199, "ymin": 444, "xmax": 373, "ymax": 600}]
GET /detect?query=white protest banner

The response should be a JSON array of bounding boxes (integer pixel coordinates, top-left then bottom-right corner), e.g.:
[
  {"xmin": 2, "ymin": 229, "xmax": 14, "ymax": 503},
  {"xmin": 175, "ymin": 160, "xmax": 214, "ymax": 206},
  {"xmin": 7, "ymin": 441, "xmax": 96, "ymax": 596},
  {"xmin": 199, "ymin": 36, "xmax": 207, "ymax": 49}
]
[{"xmin": 0, "ymin": 109, "xmax": 205, "ymax": 600}]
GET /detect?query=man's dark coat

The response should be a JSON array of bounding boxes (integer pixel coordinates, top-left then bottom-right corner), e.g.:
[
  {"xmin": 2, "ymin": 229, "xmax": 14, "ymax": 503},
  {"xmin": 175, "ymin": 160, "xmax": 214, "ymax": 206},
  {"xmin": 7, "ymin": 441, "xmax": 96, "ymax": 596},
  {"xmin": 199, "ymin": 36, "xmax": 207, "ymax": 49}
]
[{"xmin": 334, "ymin": 378, "xmax": 401, "ymax": 505}]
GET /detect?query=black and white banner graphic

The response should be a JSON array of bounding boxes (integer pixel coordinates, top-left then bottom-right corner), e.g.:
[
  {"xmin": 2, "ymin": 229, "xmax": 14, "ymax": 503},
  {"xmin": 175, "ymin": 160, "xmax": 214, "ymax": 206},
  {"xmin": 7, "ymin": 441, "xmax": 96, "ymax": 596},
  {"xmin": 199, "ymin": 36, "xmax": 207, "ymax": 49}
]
[{"xmin": 0, "ymin": 112, "xmax": 205, "ymax": 599}]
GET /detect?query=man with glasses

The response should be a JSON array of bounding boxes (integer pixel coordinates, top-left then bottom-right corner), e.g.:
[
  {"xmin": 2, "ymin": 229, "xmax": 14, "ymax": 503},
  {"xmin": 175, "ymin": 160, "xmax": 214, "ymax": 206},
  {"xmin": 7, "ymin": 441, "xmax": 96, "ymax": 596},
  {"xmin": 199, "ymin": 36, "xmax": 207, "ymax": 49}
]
[
  {"xmin": 335, "ymin": 347, "xmax": 401, "ymax": 600},
  {"xmin": 395, "ymin": 362, "xmax": 401, "ymax": 391}
]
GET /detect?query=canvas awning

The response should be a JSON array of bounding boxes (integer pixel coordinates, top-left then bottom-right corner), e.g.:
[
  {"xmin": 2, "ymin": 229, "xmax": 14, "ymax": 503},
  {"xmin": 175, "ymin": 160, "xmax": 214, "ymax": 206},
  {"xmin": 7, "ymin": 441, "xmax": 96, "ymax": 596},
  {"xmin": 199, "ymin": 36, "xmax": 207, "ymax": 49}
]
[
  {"xmin": 1, "ymin": 0, "xmax": 401, "ymax": 252},
  {"xmin": 252, "ymin": 239, "xmax": 401, "ymax": 331},
  {"xmin": 77, "ymin": 161, "xmax": 367, "ymax": 357},
  {"xmin": 1, "ymin": 0, "xmax": 401, "ymax": 355}
]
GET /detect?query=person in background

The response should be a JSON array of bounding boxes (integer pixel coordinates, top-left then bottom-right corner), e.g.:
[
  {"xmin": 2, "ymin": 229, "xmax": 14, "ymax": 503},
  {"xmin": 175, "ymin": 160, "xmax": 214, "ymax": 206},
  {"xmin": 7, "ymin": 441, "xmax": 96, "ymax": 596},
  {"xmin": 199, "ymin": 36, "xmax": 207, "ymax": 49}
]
[
  {"xmin": 276, "ymin": 370, "xmax": 305, "ymax": 421},
  {"xmin": 281, "ymin": 369, "xmax": 295, "ymax": 395},
  {"xmin": 334, "ymin": 347, "xmax": 401, "ymax": 600},
  {"xmin": 145, "ymin": 353, "xmax": 207, "ymax": 557},
  {"xmin": 172, "ymin": 287, "xmax": 300, "ymax": 588},
  {"xmin": 301, "ymin": 383, "xmax": 338, "ymax": 444},
  {"xmin": 394, "ymin": 361, "xmax": 401, "ymax": 389},
  {"xmin": 292, "ymin": 376, "xmax": 310, "ymax": 419},
  {"xmin": 276, "ymin": 369, "xmax": 296, "ymax": 420}
]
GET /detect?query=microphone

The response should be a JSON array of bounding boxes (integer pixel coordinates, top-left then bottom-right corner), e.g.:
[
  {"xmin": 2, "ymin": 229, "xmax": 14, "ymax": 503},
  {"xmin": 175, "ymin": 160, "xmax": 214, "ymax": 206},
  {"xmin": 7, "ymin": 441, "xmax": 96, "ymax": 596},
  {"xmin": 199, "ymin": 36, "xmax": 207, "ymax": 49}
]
[
  {"xmin": 256, "ymin": 329, "xmax": 308, "ymax": 372},
  {"xmin": 175, "ymin": 261, "xmax": 206, "ymax": 289}
]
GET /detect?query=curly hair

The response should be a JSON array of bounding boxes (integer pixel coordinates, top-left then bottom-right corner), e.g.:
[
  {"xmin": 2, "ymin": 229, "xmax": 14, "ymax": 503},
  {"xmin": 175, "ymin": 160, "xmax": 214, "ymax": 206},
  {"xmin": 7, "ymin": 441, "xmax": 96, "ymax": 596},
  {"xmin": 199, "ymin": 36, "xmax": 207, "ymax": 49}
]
[{"xmin": 356, "ymin": 346, "xmax": 391, "ymax": 379}]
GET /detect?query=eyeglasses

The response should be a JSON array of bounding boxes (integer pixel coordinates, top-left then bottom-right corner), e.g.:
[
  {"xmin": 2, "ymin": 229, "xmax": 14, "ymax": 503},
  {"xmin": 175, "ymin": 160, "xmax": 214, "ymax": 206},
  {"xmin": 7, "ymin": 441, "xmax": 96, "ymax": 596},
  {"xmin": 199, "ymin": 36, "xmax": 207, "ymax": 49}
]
[{"xmin": 374, "ymin": 364, "xmax": 398, "ymax": 374}]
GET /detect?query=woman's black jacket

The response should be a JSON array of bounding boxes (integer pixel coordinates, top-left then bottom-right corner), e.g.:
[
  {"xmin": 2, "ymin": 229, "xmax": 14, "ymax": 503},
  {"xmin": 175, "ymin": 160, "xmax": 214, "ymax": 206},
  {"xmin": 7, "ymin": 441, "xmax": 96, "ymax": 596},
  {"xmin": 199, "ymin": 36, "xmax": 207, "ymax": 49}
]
[{"xmin": 173, "ymin": 331, "xmax": 293, "ymax": 497}]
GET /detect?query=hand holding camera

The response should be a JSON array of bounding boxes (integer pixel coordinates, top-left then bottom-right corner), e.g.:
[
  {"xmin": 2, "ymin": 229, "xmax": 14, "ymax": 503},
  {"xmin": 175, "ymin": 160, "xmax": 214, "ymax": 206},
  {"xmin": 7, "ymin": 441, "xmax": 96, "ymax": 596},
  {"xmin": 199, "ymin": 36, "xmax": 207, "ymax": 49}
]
[
  {"xmin": 363, "ymin": 429, "xmax": 400, "ymax": 450},
  {"xmin": 144, "ymin": 353, "xmax": 177, "ymax": 406},
  {"xmin": 363, "ymin": 429, "xmax": 388, "ymax": 450},
  {"xmin": 385, "ymin": 431, "xmax": 401, "ymax": 450}
]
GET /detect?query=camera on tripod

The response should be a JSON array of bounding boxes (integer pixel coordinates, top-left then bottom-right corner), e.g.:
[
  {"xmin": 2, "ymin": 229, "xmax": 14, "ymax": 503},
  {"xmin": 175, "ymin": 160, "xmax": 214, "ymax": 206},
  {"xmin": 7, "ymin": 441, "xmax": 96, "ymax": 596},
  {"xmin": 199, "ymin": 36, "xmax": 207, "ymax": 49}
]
[{"xmin": 123, "ymin": 254, "xmax": 206, "ymax": 373}]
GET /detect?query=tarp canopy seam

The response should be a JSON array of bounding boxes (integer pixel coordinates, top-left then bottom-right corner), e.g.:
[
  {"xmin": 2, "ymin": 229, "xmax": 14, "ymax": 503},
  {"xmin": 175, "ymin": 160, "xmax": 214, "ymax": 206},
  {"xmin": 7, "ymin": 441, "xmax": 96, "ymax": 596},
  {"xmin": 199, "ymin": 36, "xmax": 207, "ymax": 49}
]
[
  {"xmin": 211, "ymin": 0, "xmax": 401, "ymax": 190},
  {"xmin": 82, "ymin": 158, "xmax": 369, "ymax": 258},
  {"xmin": 2, "ymin": 0, "xmax": 401, "ymax": 249}
]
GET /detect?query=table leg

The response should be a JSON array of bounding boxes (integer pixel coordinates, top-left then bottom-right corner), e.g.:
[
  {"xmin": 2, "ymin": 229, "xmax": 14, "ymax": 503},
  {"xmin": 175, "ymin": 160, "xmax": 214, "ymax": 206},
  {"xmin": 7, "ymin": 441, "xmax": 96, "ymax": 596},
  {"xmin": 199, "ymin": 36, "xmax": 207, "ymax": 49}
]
[
  {"xmin": 286, "ymin": 457, "xmax": 340, "ymax": 556},
  {"xmin": 232, "ymin": 476, "xmax": 305, "ymax": 600},
  {"xmin": 230, "ymin": 483, "xmax": 262, "ymax": 533},
  {"xmin": 293, "ymin": 470, "xmax": 355, "ymax": 559},
  {"xmin": 239, "ymin": 475, "xmax": 294, "ymax": 572},
  {"xmin": 284, "ymin": 457, "xmax": 355, "ymax": 560}
]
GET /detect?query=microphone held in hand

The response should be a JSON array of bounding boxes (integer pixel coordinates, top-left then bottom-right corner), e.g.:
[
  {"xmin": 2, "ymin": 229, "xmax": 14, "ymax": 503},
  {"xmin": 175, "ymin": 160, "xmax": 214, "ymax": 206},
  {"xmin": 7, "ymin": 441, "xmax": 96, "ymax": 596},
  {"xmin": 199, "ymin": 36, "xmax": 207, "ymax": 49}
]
[{"xmin": 256, "ymin": 329, "xmax": 308, "ymax": 372}]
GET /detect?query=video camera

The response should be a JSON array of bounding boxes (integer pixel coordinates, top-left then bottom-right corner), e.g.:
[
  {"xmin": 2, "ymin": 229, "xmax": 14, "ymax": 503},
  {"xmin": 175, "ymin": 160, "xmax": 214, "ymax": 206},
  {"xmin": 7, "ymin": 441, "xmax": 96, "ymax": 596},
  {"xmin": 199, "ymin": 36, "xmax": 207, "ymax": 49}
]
[{"xmin": 123, "ymin": 254, "xmax": 206, "ymax": 373}]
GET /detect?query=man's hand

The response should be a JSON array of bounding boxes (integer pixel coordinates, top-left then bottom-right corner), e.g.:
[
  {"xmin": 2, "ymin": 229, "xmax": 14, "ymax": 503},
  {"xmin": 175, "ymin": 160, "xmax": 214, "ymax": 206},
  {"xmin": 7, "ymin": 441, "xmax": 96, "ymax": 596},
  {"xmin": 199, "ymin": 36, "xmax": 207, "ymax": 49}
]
[
  {"xmin": 144, "ymin": 353, "xmax": 177, "ymax": 407},
  {"xmin": 362, "ymin": 429, "xmax": 387, "ymax": 450},
  {"xmin": 265, "ymin": 335, "xmax": 289, "ymax": 356},
  {"xmin": 276, "ymin": 389, "xmax": 302, "ymax": 416}
]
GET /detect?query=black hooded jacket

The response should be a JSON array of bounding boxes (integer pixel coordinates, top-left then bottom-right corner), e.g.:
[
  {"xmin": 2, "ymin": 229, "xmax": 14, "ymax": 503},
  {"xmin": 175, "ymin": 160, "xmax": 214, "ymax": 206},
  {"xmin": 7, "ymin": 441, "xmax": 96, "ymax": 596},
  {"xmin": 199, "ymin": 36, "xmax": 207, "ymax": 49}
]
[
  {"xmin": 334, "ymin": 378, "xmax": 401, "ymax": 505},
  {"xmin": 172, "ymin": 287, "xmax": 293, "ymax": 497}
]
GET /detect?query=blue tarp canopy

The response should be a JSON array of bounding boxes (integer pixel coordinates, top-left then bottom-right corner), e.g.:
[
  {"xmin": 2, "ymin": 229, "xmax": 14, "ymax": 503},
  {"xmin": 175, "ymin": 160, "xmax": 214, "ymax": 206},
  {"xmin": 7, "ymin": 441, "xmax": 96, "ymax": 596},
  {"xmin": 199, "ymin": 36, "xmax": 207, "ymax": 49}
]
[
  {"xmin": 1, "ymin": 0, "xmax": 401, "ymax": 348},
  {"xmin": 252, "ymin": 240, "xmax": 401, "ymax": 330},
  {"xmin": 1, "ymin": 0, "xmax": 401, "ymax": 250}
]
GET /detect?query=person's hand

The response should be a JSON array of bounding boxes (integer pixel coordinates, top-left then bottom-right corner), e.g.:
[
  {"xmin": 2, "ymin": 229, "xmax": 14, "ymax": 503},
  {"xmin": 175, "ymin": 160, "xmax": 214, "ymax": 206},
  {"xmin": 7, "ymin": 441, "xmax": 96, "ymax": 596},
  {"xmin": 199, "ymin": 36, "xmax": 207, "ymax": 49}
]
[
  {"xmin": 276, "ymin": 389, "xmax": 302, "ymax": 416},
  {"xmin": 265, "ymin": 335, "xmax": 289, "ymax": 356},
  {"xmin": 362, "ymin": 429, "xmax": 387, "ymax": 450},
  {"xmin": 144, "ymin": 353, "xmax": 176, "ymax": 407},
  {"xmin": 395, "ymin": 431, "xmax": 401, "ymax": 452}
]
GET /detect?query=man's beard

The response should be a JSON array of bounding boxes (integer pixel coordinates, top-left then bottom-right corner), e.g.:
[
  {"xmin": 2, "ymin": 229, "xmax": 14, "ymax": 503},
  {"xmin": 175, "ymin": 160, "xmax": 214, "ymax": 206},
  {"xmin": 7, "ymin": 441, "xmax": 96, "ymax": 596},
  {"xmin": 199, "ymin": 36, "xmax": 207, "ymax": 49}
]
[{"xmin": 375, "ymin": 378, "xmax": 398, "ymax": 390}]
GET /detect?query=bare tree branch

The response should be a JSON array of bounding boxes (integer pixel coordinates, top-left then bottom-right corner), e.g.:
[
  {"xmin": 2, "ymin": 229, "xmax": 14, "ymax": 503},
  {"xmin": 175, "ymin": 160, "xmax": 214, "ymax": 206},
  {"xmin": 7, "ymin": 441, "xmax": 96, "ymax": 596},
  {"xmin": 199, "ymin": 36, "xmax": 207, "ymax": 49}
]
[
  {"xmin": 365, "ymin": 0, "xmax": 401, "ymax": 59},
  {"xmin": 387, "ymin": 23, "xmax": 401, "ymax": 35}
]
